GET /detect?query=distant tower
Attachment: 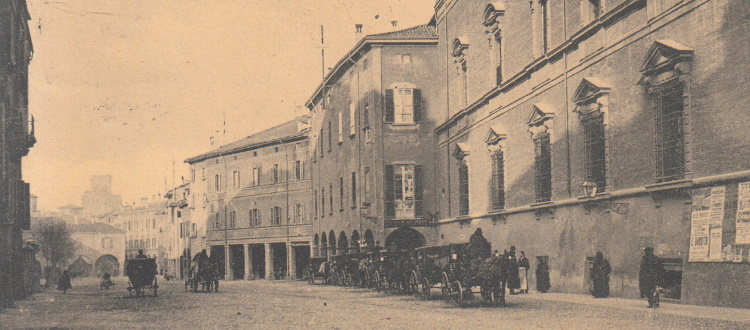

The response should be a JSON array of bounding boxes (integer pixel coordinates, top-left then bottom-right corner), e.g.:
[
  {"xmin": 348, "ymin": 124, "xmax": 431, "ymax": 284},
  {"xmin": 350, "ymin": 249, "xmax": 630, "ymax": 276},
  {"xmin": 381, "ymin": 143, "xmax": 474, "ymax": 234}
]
[{"xmin": 90, "ymin": 175, "xmax": 113, "ymax": 193}]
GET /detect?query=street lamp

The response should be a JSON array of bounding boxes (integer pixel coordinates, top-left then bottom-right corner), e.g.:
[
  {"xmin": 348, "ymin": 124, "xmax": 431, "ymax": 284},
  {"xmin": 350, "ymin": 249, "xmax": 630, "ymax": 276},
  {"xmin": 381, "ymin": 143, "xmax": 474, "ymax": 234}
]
[{"xmin": 582, "ymin": 181, "xmax": 598, "ymax": 198}]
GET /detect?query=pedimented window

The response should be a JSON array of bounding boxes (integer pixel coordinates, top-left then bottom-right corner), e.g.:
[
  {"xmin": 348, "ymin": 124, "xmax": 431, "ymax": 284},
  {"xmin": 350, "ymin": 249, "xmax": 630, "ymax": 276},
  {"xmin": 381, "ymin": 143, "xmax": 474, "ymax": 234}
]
[{"xmin": 638, "ymin": 40, "xmax": 693, "ymax": 87}]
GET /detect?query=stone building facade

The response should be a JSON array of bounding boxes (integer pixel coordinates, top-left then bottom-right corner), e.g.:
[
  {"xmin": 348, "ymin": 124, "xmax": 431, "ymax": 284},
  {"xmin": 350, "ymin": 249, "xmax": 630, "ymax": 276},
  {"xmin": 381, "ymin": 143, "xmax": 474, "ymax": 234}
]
[
  {"xmin": 0, "ymin": 0, "xmax": 35, "ymax": 307},
  {"xmin": 430, "ymin": 0, "xmax": 750, "ymax": 308},
  {"xmin": 305, "ymin": 25, "xmax": 444, "ymax": 257},
  {"xmin": 186, "ymin": 118, "xmax": 312, "ymax": 280}
]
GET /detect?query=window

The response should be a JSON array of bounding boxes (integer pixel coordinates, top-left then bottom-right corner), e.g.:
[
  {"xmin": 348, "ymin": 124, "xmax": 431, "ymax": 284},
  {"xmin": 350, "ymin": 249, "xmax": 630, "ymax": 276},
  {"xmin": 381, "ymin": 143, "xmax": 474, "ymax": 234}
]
[
  {"xmin": 101, "ymin": 237, "xmax": 113, "ymax": 249},
  {"xmin": 328, "ymin": 122, "xmax": 332, "ymax": 152},
  {"xmin": 329, "ymin": 184, "xmax": 333, "ymax": 215},
  {"xmin": 460, "ymin": 61, "xmax": 469, "ymax": 105},
  {"xmin": 191, "ymin": 169, "xmax": 196, "ymax": 182},
  {"xmin": 540, "ymin": 0, "xmax": 550, "ymax": 53},
  {"xmin": 362, "ymin": 59, "xmax": 368, "ymax": 71},
  {"xmin": 339, "ymin": 177, "xmax": 344, "ymax": 211},
  {"xmin": 228, "ymin": 211, "xmax": 236, "ymax": 228},
  {"xmin": 249, "ymin": 209, "xmax": 260, "ymax": 227},
  {"xmin": 294, "ymin": 160, "xmax": 302, "ymax": 180},
  {"xmin": 493, "ymin": 32, "xmax": 503, "ymax": 85},
  {"xmin": 654, "ymin": 83, "xmax": 685, "ymax": 182},
  {"xmin": 395, "ymin": 54, "xmax": 411, "ymax": 64},
  {"xmin": 583, "ymin": 114, "xmax": 606, "ymax": 191},
  {"xmin": 233, "ymin": 171, "xmax": 240, "ymax": 189},
  {"xmin": 351, "ymin": 172, "xmax": 357, "ymax": 208},
  {"xmin": 349, "ymin": 103, "xmax": 356, "ymax": 136},
  {"xmin": 337, "ymin": 111, "xmax": 343, "ymax": 143},
  {"xmin": 252, "ymin": 167, "xmax": 260, "ymax": 186},
  {"xmin": 321, "ymin": 188, "xmax": 326, "ymax": 218},
  {"xmin": 491, "ymin": 149, "xmax": 505, "ymax": 210},
  {"xmin": 458, "ymin": 161, "xmax": 470, "ymax": 216},
  {"xmin": 534, "ymin": 132, "xmax": 552, "ymax": 202},
  {"xmin": 314, "ymin": 190, "xmax": 318, "ymax": 219},
  {"xmin": 273, "ymin": 164, "xmax": 279, "ymax": 183},
  {"xmin": 385, "ymin": 88, "xmax": 422, "ymax": 124},
  {"xmin": 319, "ymin": 129, "xmax": 324, "ymax": 158},
  {"xmin": 293, "ymin": 204, "xmax": 305, "ymax": 224},
  {"xmin": 214, "ymin": 174, "xmax": 221, "ymax": 191},
  {"xmin": 201, "ymin": 167, "xmax": 206, "ymax": 179},
  {"xmin": 271, "ymin": 206, "xmax": 282, "ymax": 226},
  {"xmin": 363, "ymin": 100, "xmax": 370, "ymax": 126},
  {"xmin": 213, "ymin": 212, "xmax": 221, "ymax": 229},
  {"xmin": 581, "ymin": 0, "xmax": 602, "ymax": 24},
  {"xmin": 385, "ymin": 164, "xmax": 423, "ymax": 218}
]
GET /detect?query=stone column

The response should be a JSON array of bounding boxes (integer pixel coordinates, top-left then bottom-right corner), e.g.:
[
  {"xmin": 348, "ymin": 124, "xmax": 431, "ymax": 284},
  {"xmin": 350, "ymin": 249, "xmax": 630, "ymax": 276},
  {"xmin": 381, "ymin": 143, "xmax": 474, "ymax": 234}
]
[
  {"xmin": 287, "ymin": 243, "xmax": 296, "ymax": 280},
  {"xmin": 244, "ymin": 244, "xmax": 252, "ymax": 280},
  {"xmin": 224, "ymin": 245, "xmax": 233, "ymax": 281},
  {"xmin": 264, "ymin": 243, "xmax": 273, "ymax": 280}
]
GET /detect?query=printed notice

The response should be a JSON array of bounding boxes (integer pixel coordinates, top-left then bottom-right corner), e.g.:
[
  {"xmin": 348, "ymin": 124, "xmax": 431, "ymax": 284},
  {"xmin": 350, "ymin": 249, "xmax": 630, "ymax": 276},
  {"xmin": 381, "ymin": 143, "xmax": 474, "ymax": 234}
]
[{"xmin": 736, "ymin": 182, "xmax": 750, "ymax": 245}]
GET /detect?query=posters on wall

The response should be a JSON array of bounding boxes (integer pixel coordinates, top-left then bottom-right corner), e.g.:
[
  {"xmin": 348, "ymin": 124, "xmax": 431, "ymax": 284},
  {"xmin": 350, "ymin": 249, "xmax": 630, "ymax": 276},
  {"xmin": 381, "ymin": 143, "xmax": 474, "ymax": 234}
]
[
  {"xmin": 690, "ymin": 182, "xmax": 750, "ymax": 263},
  {"xmin": 736, "ymin": 182, "xmax": 750, "ymax": 245}
]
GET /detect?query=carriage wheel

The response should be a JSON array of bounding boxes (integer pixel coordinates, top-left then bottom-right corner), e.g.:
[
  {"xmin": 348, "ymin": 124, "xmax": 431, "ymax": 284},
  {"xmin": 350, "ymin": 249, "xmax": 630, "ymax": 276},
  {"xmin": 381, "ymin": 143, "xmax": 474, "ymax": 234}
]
[
  {"xmin": 441, "ymin": 272, "xmax": 451, "ymax": 302},
  {"xmin": 454, "ymin": 281, "xmax": 465, "ymax": 305},
  {"xmin": 409, "ymin": 271, "xmax": 419, "ymax": 295}
]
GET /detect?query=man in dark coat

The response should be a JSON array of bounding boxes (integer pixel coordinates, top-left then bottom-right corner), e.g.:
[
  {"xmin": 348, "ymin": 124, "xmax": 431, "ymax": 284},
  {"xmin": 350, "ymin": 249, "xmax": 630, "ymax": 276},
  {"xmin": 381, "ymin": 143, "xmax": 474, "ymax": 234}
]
[
  {"xmin": 591, "ymin": 252, "xmax": 611, "ymax": 298},
  {"xmin": 466, "ymin": 228, "xmax": 492, "ymax": 260},
  {"xmin": 639, "ymin": 247, "xmax": 665, "ymax": 308},
  {"xmin": 535, "ymin": 257, "xmax": 551, "ymax": 293},
  {"xmin": 506, "ymin": 246, "xmax": 520, "ymax": 294},
  {"xmin": 57, "ymin": 270, "xmax": 72, "ymax": 294}
]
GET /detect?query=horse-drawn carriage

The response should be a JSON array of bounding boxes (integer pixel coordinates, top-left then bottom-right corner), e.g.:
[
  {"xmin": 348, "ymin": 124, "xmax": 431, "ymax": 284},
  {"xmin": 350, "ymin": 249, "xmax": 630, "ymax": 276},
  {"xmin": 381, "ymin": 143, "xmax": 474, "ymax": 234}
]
[
  {"xmin": 439, "ymin": 243, "xmax": 507, "ymax": 306},
  {"xmin": 125, "ymin": 258, "xmax": 158, "ymax": 297},
  {"xmin": 184, "ymin": 255, "xmax": 219, "ymax": 292},
  {"xmin": 370, "ymin": 249, "xmax": 417, "ymax": 295},
  {"xmin": 413, "ymin": 244, "xmax": 460, "ymax": 299},
  {"xmin": 305, "ymin": 256, "xmax": 330, "ymax": 285}
]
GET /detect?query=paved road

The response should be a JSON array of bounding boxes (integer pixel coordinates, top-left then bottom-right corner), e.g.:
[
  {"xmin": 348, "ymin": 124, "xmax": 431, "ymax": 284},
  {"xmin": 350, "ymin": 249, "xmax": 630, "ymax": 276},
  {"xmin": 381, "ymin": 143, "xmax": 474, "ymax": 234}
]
[{"xmin": 1, "ymin": 277, "xmax": 747, "ymax": 329}]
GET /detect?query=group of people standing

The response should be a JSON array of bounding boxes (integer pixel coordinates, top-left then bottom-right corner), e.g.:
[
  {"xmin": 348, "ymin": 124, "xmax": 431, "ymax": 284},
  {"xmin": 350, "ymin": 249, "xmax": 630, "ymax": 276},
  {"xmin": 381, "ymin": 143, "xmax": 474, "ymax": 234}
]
[
  {"xmin": 590, "ymin": 247, "xmax": 666, "ymax": 308},
  {"xmin": 493, "ymin": 245, "xmax": 550, "ymax": 295}
]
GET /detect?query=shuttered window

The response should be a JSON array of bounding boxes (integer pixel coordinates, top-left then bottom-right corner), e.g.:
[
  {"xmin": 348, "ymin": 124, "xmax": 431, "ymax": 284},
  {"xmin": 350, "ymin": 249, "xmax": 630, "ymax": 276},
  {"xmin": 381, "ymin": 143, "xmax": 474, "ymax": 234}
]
[
  {"xmin": 583, "ymin": 114, "xmax": 606, "ymax": 191},
  {"xmin": 386, "ymin": 164, "xmax": 423, "ymax": 218},
  {"xmin": 458, "ymin": 162, "xmax": 470, "ymax": 216},
  {"xmin": 534, "ymin": 133, "xmax": 552, "ymax": 202},
  {"xmin": 491, "ymin": 150, "xmax": 505, "ymax": 210},
  {"xmin": 654, "ymin": 82, "xmax": 685, "ymax": 182},
  {"xmin": 385, "ymin": 88, "xmax": 422, "ymax": 124}
]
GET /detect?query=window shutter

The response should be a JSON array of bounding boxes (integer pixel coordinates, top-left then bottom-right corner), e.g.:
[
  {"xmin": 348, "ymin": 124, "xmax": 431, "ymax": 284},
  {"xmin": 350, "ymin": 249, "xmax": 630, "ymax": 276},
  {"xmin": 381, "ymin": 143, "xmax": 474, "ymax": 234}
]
[
  {"xmin": 413, "ymin": 89, "xmax": 422, "ymax": 123},
  {"xmin": 414, "ymin": 165, "xmax": 424, "ymax": 217},
  {"xmin": 18, "ymin": 181, "xmax": 30, "ymax": 230},
  {"xmin": 385, "ymin": 165, "xmax": 395, "ymax": 218},
  {"xmin": 385, "ymin": 89, "xmax": 395, "ymax": 122}
]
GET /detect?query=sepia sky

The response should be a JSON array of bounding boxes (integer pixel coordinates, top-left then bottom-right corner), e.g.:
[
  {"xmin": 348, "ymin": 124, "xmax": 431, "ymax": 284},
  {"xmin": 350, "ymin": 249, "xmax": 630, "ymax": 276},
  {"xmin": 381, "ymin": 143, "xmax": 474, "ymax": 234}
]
[{"xmin": 24, "ymin": 0, "xmax": 436, "ymax": 211}]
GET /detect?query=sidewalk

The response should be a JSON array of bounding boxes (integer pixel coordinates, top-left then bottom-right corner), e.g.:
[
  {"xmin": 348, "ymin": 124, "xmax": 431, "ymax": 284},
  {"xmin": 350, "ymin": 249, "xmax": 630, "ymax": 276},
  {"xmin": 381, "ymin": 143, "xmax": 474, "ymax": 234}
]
[{"xmin": 521, "ymin": 291, "xmax": 750, "ymax": 324}]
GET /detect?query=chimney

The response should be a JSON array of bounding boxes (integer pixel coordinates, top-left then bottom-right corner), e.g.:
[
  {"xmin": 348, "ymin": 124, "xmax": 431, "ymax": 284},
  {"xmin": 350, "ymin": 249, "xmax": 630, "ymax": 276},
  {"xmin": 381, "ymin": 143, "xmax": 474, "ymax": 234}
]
[
  {"xmin": 355, "ymin": 24, "xmax": 363, "ymax": 34},
  {"xmin": 391, "ymin": 20, "xmax": 398, "ymax": 27}
]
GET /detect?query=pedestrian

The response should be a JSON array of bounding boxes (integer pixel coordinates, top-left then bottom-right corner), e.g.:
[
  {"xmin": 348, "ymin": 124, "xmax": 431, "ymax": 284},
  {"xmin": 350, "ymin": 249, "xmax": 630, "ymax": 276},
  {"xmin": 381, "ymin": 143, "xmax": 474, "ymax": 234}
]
[
  {"xmin": 506, "ymin": 246, "xmax": 520, "ymax": 294},
  {"xmin": 535, "ymin": 257, "xmax": 550, "ymax": 293},
  {"xmin": 518, "ymin": 251, "xmax": 530, "ymax": 294},
  {"xmin": 57, "ymin": 270, "xmax": 72, "ymax": 294},
  {"xmin": 466, "ymin": 228, "xmax": 491, "ymax": 260},
  {"xmin": 590, "ymin": 252, "xmax": 611, "ymax": 298},
  {"xmin": 136, "ymin": 249, "xmax": 148, "ymax": 259},
  {"xmin": 639, "ymin": 247, "xmax": 665, "ymax": 308}
]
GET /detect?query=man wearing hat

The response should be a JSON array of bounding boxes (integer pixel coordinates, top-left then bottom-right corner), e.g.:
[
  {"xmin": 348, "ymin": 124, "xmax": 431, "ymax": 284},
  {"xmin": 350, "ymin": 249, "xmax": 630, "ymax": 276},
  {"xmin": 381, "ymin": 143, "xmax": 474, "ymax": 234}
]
[{"xmin": 639, "ymin": 247, "xmax": 665, "ymax": 308}]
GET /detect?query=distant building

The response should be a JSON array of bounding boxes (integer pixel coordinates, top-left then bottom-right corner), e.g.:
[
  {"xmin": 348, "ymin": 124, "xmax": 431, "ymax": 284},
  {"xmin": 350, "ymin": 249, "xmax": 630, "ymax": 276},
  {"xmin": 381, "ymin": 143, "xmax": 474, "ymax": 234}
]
[
  {"xmin": 165, "ymin": 182, "xmax": 192, "ymax": 279},
  {"xmin": 109, "ymin": 198, "xmax": 170, "ymax": 271},
  {"xmin": 186, "ymin": 117, "xmax": 312, "ymax": 280},
  {"xmin": 67, "ymin": 222, "xmax": 125, "ymax": 277},
  {"xmin": 81, "ymin": 175, "xmax": 122, "ymax": 218},
  {"xmin": 0, "ymin": 0, "xmax": 35, "ymax": 307}
]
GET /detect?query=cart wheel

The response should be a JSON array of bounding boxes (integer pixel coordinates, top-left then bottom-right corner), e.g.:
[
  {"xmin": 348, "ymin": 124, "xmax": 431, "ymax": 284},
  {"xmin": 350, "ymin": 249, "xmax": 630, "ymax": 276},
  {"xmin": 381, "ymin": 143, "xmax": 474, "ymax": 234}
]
[
  {"xmin": 409, "ymin": 271, "xmax": 419, "ymax": 295},
  {"xmin": 454, "ymin": 281, "xmax": 465, "ymax": 305},
  {"xmin": 441, "ymin": 272, "xmax": 451, "ymax": 302}
]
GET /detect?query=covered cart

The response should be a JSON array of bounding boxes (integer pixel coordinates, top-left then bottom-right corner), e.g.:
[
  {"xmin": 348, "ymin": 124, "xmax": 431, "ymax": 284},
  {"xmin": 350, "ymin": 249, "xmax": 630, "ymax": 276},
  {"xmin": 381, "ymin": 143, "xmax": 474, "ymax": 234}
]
[{"xmin": 125, "ymin": 258, "xmax": 158, "ymax": 297}]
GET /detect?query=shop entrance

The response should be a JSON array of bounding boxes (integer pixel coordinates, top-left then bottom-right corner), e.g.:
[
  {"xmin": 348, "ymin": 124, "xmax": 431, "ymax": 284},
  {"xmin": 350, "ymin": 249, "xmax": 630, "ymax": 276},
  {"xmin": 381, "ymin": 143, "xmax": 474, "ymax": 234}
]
[
  {"xmin": 293, "ymin": 245, "xmax": 310, "ymax": 279},
  {"xmin": 251, "ymin": 244, "xmax": 265, "ymax": 279},
  {"xmin": 230, "ymin": 244, "xmax": 245, "ymax": 280},
  {"xmin": 271, "ymin": 243, "xmax": 287, "ymax": 280}
]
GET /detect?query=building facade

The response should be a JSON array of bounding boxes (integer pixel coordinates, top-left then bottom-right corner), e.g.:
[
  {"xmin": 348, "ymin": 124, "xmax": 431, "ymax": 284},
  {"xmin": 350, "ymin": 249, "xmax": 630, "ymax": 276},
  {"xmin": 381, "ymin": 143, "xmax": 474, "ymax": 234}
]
[
  {"xmin": 67, "ymin": 222, "xmax": 125, "ymax": 277},
  {"xmin": 109, "ymin": 198, "xmax": 170, "ymax": 269},
  {"xmin": 306, "ymin": 25, "xmax": 444, "ymax": 256},
  {"xmin": 186, "ymin": 118, "xmax": 312, "ymax": 280},
  {"xmin": 81, "ymin": 175, "xmax": 122, "ymax": 219},
  {"xmin": 165, "ymin": 182, "xmax": 193, "ymax": 279},
  {"xmin": 0, "ymin": 0, "xmax": 35, "ymax": 307},
  {"xmin": 430, "ymin": 0, "xmax": 750, "ymax": 308}
]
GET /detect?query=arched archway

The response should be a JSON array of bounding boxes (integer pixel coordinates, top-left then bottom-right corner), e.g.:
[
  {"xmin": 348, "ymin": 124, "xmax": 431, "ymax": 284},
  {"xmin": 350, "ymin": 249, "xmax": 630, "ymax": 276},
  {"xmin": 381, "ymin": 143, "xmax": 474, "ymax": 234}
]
[
  {"xmin": 321, "ymin": 233, "xmax": 328, "ymax": 258},
  {"xmin": 363, "ymin": 229, "xmax": 375, "ymax": 252},
  {"xmin": 328, "ymin": 230, "xmax": 336, "ymax": 256},
  {"xmin": 385, "ymin": 227, "xmax": 426, "ymax": 251},
  {"xmin": 338, "ymin": 231, "xmax": 348, "ymax": 255},
  {"xmin": 313, "ymin": 234, "xmax": 320, "ymax": 257},
  {"xmin": 351, "ymin": 230, "xmax": 361, "ymax": 253},
  {"xmin": 95, "ymin": 254, "xmax": 120, "ymax": 277}
]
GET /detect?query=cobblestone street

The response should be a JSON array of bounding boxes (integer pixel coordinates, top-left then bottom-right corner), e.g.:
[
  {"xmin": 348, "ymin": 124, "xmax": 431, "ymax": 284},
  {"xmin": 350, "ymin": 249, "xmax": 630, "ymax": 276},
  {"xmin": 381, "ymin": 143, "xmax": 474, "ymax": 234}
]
[{"xmin": 2, "ymin": 277, "xmax": 749, "ymax": 329}]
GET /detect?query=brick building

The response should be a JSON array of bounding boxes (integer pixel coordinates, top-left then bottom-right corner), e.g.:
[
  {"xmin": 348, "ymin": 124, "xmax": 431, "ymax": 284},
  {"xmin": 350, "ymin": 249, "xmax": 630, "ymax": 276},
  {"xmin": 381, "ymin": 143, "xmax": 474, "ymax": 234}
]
[
  {"xmin": 0, "ymin": 0, "xmax": 35, "ymax": 307},
  {"xmin": 186, "ymin": 118, "xmax": 312, "ymax": 280},
  {"xmin": 429, "ymin": 0, "xmax": 750, "ymax": 308},
  {"xmin": 306, "ymin": 25, "xmax": 444, "ymax": 256}
]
